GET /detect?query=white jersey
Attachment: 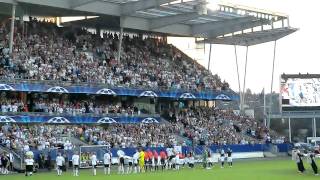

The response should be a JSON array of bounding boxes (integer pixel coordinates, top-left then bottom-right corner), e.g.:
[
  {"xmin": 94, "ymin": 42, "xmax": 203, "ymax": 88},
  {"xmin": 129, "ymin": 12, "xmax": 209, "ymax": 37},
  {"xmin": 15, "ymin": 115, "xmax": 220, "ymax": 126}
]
[
  {"xmin": 166, "ymin": 148, "xmax": 173, "ymax": 157},
  {"xmin": 126, "ymin": 156, "xmax": 133, "ymax": 163},
  {"xmin": 175, "ymin": 154, "xmax": 180, "ymax": 163},
  {"xmin": 56, "ymin": 156, "xmax": 65, "ymax": 166},
  {"xmin": 220, "ymin": 149, "xmax": 225, "ymax": 156},
  {"xmin": 117, "ymin": 150, "xmax": 125, "ymax": 158},
  {"xmin": 219, "ymin": 156, "xmax": 225, "ymax": 162},
  {"xmin": 72, "ymin": 154, "xmax": 80, "ymax": 165},
  {"xmin": 9, "ymin": 153, "xmax": 14, "ymax": 162},
  {"xmin": 25, "ymin": 158, "xmax": 34, "ymax": 165},
  {"xmin": 133, "ymin": 152, "xmax": 139, "ymax": 164},
  {"xmin": 91, "ymin": 154, "xmax": 97, "ymax": 165},
  {"xmin": 104, "ymin": 153, "xmax": 111, "ymax": 165},
  {"xmin": 189, "ymin": 157, "xmax": 195, "ymax": 164}
]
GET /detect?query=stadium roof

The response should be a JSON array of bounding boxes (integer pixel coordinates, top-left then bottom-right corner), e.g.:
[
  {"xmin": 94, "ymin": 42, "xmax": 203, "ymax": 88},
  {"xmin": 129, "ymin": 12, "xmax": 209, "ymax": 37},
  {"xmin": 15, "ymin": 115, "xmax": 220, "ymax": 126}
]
[{"xmin": 0, "ymin": 0, "xmax": 297, "ymax": 46}]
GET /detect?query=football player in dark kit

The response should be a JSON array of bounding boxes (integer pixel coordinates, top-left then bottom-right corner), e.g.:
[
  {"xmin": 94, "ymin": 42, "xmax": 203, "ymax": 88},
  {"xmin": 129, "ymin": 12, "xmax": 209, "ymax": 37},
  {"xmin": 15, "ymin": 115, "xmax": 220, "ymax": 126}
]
[
  {"xmin": 292, "ymin": 149, "xmax": 305, "ymax": 173},
  {"xmin": 227, "ymin": 148, "xmax": 233, "ymax": 167},
  {"xmin": 307, "ymin": 152, "xmax": 318, "ymax": 176}
]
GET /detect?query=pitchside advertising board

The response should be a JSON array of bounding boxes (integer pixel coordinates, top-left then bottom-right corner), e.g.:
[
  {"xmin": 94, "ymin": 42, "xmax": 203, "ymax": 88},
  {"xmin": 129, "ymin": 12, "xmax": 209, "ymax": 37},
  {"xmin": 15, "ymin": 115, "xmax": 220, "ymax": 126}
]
[{"xmin": 280, "ymin": 74, "xmax": 320, "ymax": 108}]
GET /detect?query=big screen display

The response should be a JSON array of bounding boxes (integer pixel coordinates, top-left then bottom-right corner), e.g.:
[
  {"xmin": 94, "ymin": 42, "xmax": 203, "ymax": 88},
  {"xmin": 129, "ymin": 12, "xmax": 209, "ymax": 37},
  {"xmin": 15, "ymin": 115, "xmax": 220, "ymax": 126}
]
[{"xmin": 281, "ymin": 78, "xmax": 320, "ymax": 106}]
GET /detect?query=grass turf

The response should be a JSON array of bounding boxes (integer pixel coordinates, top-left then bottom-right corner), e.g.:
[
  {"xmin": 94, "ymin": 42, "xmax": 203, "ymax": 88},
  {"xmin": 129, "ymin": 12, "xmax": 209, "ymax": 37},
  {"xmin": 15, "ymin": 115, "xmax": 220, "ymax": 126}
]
[{"xmin": 3, "ymin": 159, "xmax": 319, "ymax": 180}]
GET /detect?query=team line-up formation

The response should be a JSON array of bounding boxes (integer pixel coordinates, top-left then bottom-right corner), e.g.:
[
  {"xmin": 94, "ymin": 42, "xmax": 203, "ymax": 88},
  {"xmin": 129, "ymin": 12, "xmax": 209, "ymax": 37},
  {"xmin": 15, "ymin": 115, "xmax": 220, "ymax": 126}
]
[{"xmin": 23, "ymin": 147, "xmax": 233, "ymax": 176}]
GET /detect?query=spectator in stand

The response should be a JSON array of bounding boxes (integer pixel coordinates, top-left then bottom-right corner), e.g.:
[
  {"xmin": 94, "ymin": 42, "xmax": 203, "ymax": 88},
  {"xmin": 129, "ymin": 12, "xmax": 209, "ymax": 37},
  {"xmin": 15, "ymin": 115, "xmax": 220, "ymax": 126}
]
[
  {"xmin": 172, "ymin": 106, "xmax": 276, "ymax": 145},
  {"xmin": 0, "ymin": 18, "xmax": 229, "ymax": 92},
  {"xmin": 0, "ymin": 96, "xmax": 144, "ymax": 116}
]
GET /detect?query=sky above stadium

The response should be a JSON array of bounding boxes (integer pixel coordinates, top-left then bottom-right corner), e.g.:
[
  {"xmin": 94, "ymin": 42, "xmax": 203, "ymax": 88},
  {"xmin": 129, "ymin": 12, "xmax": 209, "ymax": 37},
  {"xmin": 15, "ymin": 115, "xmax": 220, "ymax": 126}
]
[{"xmin": 200, "ymin": 0, "xmax": 315, "ymax": 93}]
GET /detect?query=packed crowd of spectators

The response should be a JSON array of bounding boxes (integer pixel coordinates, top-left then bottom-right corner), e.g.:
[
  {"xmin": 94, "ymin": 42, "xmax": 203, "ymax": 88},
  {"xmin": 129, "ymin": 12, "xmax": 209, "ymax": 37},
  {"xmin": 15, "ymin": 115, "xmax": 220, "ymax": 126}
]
[
  {"xmin": 32, "ymin": 100, "xmax": 142, "ymax": 115},
  {"xmin": 0, "ymin": 106, "xmax": 283, "ymax": 153},
  {"xmin": 0, "ymin": 109, "xmax": 258, "ymax": 151},
  {"xmin": 0, "ymin": 96, "xmax": 144, "ymax": 115},
  {"xmin": 0, "ymin": 18, "xmax": 283, "ymax": 154},
  {"xmin": 0, "ymin": 123, "xmax": 181, "ymax": 152},
  {"xmin": 77, "ymin": 123, "xmax": 180, "ymax": 148},
  {"xmin": 0, "ymin": 17, "xmax": 229, "ymax": 91},
  {"xmin": 168, "ymin": 107, "xmax": 279, "ymax": 145},
  {"xmin": 0, "ymin": 124, "xmax": 74, "ymax": 152}
]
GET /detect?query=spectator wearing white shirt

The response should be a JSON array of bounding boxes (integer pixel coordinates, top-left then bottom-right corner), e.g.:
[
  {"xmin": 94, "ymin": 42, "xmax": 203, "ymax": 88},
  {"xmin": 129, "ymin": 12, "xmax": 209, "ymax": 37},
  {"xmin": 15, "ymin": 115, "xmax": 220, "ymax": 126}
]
[{"xmin": 64, "ymin": 140, "xmax": 72, "ymax": 150}]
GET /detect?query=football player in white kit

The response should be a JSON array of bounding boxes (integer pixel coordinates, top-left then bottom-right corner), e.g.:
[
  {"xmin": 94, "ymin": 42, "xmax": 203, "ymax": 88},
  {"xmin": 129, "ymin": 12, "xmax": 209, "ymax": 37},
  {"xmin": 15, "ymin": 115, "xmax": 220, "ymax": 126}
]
[
  {"xmin": 25, "ymin": 154, "xmax": 34, "ymax": 176},
  {"xmin": 117, "ymin": 149, "xmax": 125, "ymax": 174},
  {"xmin": 175, "ymin": 152, "xmax": 180, "ymax": 170},
  {"xmin": 72, "ymin": 151, "xmax": 80, "ymax": 176},
  {"xmin": 90, "ymin": 152, "xmax": 98, "ymax": 176},
  {"xmin": 166, "ymin": 147, "xmax": 174, "ymax": 169},
  {"xmin": 133, "ymin": 149, "xmax": 140, "ymax": 173},
  {"xmin": 187, "ymin": 152, "xmax": 195, "ymax": 168},
  {"xmin": 126, "ymin": 155, "xmax": 133, "ymax": 174},
  {"xmin": 56, "ymin": 153, "xmax": 65, "ymax": 176},
  {"xmin": 220, "ymin": 149, "xmax": 225, "ymax": 168},
  {"xmin": 103, "ymin": 150, "xmax": 112, "ymax": 175}
]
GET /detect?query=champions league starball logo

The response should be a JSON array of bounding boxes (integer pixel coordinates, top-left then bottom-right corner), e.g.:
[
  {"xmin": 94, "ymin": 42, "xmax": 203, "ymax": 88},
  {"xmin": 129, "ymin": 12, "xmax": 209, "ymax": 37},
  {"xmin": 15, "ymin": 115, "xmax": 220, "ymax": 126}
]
[
  {"xmin": 179, "ymin": 93, "xmax": 196, "ymax": 99},
  {"xmin": 0, "ymin": 84, "xmax": 15, "ymax": 91},
  {"xmin": 96, "ymin": 89, "xmax": 117, "ymax": 95},
  {"xmin": 97, "ymin": 117, "xmax": 117, "ymax": 124},
  {"xmin": 141, "ymin": 117, "xmax": 159, "ymax": 124},
  {"xmin": 0, "ymin": 116, "xmax": 16, "ymax": 123},
  {"xmin": 46, "ymin": 86, "xmax": 69, "ymax": 93},
  {"xmin": 47, "ymin": 117, "xmax": 70, "ymax": 124},
  {"xmin": 139, "ymin": 91, "xmax": 158, "ymax": 97},
  {"xmin": 215, "ymin": 94, "xmax": 231, "ymax": 100}
]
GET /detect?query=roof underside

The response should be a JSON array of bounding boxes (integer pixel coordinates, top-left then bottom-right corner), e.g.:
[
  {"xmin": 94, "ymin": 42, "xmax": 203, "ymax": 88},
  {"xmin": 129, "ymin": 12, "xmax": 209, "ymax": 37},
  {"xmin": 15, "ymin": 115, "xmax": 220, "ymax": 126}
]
[
  {"xmin": 0, "ymin": 0, "xmax": 297, "ymax": 46},
  {"xmin": 197, "ymin": 27, "xmax": 298, "ymax": 46}
]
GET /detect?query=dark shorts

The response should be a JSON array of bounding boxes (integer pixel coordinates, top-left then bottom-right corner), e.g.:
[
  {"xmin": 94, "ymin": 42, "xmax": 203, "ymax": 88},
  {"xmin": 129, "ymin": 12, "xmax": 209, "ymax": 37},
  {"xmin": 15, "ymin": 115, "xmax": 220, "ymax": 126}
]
[
  {"xmin": 104, "ymin": 164, "xmax": 110, "ymax": 168},
  {"xmin": 129, "ymin": 162, "xmax": 133, "ymax": 166},
  {"xmin": 73, "ymin": 165, "xmax": 79, "ymax": 168},
  {"xmin": 169, "ymin": 155, "xmax": 175, "ymax": 161},
  {"xmin": 134, "ymin": 163, "xmax": 138, "ymax": 167},
  {"xmin": 119, "ymin": 157, "xmax": 124, "ymax": 165},
  {"xmin": 161, "ymin": 158, "xmax": 165, "ymax": 165},
  {"xmin": 58, "ymin": 165, "xmax": 63, "ymax": 170},
  {"xmin": 148, "ymin": 160, "xmax": 152, "ymax": 165},
  {"xmin": 26, "ymin": 165, "xmax": 33, "ymax": 172}
]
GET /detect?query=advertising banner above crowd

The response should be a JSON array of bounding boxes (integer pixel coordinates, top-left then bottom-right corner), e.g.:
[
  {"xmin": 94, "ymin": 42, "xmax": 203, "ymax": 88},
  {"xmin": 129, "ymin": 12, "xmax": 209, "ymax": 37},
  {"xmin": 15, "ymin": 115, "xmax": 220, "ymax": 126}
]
[
  {"xmin": 0, "ymin": 82, "xmax": 239, "ymax": 101},
  {"xmin": 0, "ymin": 114, "xmax": 161, "ymax": 124}
]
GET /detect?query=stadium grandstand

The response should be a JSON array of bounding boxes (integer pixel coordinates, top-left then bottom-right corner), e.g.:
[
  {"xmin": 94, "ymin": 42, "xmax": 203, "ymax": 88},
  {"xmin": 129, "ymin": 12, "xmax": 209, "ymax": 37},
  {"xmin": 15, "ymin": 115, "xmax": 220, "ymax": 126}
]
[{"xmin": 0, "ymin": 0, "xmax": 301, "ymax": 178}]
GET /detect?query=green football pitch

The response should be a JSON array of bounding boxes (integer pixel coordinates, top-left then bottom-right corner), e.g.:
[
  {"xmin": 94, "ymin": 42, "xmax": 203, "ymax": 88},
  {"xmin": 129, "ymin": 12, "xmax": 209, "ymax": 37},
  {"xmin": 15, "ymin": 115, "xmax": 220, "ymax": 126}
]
[{"xmin": 4, "ymin": 159, "xmax": 320, "ymax": 180}]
